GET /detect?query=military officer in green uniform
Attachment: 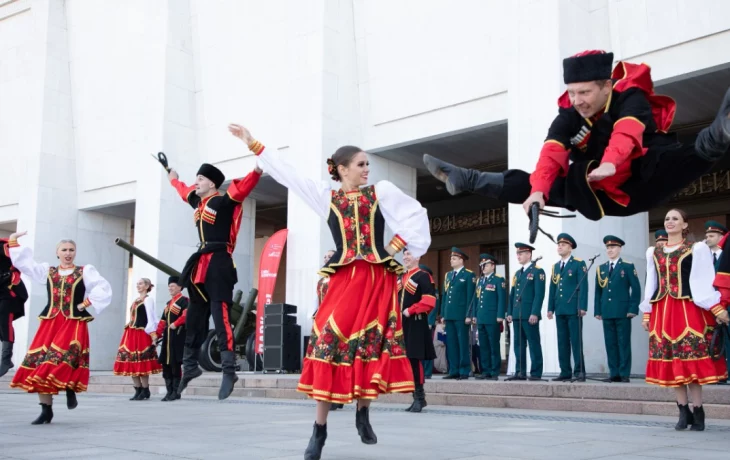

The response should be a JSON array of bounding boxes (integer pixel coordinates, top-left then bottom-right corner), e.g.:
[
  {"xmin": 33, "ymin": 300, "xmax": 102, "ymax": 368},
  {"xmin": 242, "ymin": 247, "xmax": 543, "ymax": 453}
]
[
  {"xmin": 705, "ymin": 220, "xmax": 726, "ymax": 272},
  {"xmin": 441, "ymin": 247, "xmax": 476, "ymax": 380},
  {"xmin": 547, "ymin": 233, "xmax": 588, "ymax": 382},
  {"xmin": 654, "ymin": 229, "xmax": 668, "ymax": 248},
  {"xmin": 704, "ymin": 221, "xmax": 728, "ymax": 384},
  {"xmin": 594, "ymin": 236, "xmax": 641, "ymax": 383},
  {"xmin": 468, "ymin": 254, "xmax": 507, "ymax": 380},
  {"xmin": 506, "ymin": 243, "xmax": 545, "ymax": 381}
]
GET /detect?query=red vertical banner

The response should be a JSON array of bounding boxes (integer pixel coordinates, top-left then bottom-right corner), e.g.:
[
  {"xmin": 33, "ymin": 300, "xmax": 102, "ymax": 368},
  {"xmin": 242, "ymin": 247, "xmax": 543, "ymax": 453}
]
[{"xmin": 255, "ymin": 229, "xmax": 288, "ymax": 355}]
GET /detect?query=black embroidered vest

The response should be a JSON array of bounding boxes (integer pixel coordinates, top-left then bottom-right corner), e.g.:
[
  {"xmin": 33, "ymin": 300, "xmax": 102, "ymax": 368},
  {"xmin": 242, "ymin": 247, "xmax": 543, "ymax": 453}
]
[
  {"xmin": 127, "ymin": 297, "xmax": 149, "ymax": 329},
  {"xmin": 651, "ymin": 242, "xmax": 693, "ymax": 302},
  {"xmin": 42, "ymin": 266, "xmax": 92, "ymax": 322}
]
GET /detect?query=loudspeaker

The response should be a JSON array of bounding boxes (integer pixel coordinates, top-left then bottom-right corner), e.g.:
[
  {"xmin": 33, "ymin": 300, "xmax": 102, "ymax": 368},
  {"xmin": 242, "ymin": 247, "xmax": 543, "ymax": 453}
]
[
  {"xmin": 266, "ymin": 303, "xmax": 297, "ymax": 315},
  {"xmin": 263, "ymin": 324, "xmax": 301, "ymax": 372},
  {"xmin": 264, "ymin": 314, "xmax": 297, "ymax": 326}
]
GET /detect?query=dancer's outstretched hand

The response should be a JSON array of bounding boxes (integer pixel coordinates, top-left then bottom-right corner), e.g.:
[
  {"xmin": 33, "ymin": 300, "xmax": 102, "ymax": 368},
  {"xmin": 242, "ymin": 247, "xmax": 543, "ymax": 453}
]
[
  {"xmin": 9, "ymin": 231, "xmax": 27, "ymax": 241},
  {"xmin": 587, "ymin": 162, "xmax": 616, "ymax": 182},
  {"xmin": 228, "ymin": 123, "xmax": 254, "ymax": 146}
]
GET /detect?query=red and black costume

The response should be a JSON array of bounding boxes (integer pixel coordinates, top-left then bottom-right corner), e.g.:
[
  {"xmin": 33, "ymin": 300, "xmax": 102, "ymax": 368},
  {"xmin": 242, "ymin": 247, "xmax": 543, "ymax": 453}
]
[
  {"xmin": 640, "ymin": 241, "xmax": 727, "ymax": 386},
  {"xmin": 424, "ymin": 50, "xmax": 730, "ymax": 221},
  {"xmin": 156, "ymin": 280, "xmax": 188, "ymax": 401},
  {"xmin": 171, "ymin": 163, "xmax": 260, "ymax": 398},
  {"xmin": 113, "ymin": 295, "xmax": 161, "ymax": 377},
  {"xmin": 398, "ymin": 265, "xmax": 437, "ymax": 412},
  {"xmin": 0, "ymin": 239, "xmax": 28, "ymax": 377}
]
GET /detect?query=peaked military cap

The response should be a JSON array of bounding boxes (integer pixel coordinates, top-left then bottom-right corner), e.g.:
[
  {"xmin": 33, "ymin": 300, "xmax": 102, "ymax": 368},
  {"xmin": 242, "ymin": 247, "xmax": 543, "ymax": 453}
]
[
  {"xmin": 451, "ymin": 247, "xmax": 469, "ymax": 260},
  {"xmin": 515, "ymin": 242, "xmax": 535, "ymax": 253},
  {"xmin": 557, "ymin": 233, "xmax": 577, "ymax": 249},
  {"xmin": 705, "ymin": 220, "xmax": 728, "ymax": 235},
  {"xmin": 603, "ymin": 235, "xmax": 625, "ymax": 247},
  {"xmin": 479, "ymin": 253, "xmax": 497, "ymax": 265},
  {"xmin": 654, "ymin": 229, "xmax": 668, "ymax": 242}
]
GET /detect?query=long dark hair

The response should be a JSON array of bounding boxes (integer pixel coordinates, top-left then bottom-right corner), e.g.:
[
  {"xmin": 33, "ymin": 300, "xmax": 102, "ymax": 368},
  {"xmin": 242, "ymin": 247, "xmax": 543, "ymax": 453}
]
[
  {"xmin": 326, "ymin": 145, "xmax": 363, "ymax": 182},
  {"xmin": 666, "ymin": 208, "xmax": 690, "ymax": 239}
]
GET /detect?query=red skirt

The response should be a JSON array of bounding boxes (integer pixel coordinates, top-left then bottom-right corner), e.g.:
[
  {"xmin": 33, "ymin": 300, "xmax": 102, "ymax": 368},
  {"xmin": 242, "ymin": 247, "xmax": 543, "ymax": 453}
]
[
  {"xmin": 646, "ymin": 296, "xmax": 728, "ymax": 387},
  {"xmin": 113, "ymin": 327, "xmax": 162, "ymax": 376},
  {"xmin": 297, "ymin": 260, "xmax": 415, "ymax": 403},
  {"xmin": 10, "ymin": 315, "xmax": 91, "ymax": 394}
]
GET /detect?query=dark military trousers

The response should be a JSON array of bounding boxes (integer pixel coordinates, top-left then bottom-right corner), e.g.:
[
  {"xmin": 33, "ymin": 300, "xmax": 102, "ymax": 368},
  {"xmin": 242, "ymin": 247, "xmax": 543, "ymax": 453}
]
[
  {"xmin": 478, "ymin": 323, "xmax": 501, "ymax": 377},
  {"xmin": 556, "ymin": 315, "xmax": 585, "ymax": 377},
  {"xmin": 445, "ymin": 320, "xmax": 471, "ymax": 377},
  {"xmin": 513, "ymin": 319, "xmax": 543, "ymax": 378},
  {"xmin": 602, "ymin": 318, "xmax": 632, "ymax": 378}
]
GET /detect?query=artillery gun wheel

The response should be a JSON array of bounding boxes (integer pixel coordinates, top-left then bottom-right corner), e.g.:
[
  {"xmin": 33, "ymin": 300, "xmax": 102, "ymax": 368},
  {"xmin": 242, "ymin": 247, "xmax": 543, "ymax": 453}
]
[{"xmin": 199, "ymin": 330, "xmax": 222, "ymax": 372}]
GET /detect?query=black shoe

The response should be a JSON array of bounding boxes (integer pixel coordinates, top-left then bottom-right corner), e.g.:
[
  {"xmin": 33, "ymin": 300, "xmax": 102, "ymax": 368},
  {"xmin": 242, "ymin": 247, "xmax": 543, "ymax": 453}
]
[
  {"xmin": 488, "ymin": 376, "xmax": 499, "ymax": 381},
  {"xmin": 573, "ymin": 373, "xmax": 586, "ymax": 382},
  {"xmin": 717, "ymin": 379, "xmax": 728, "ymax": 385},
  {"xmin": 31, "ymin": 403, "xmax": 53, "ymax": 425},
  {"xmin": 459, "ymin": 375, "xmax": 470, "ymax": 380},
  {"xmin": 620, "ymin": 377, "xmax": 630, "ymax": 383},
  {"xmin": 423, "ymin": 154, "xmax": 504, "ymax": 198},
  {"xmin": 675, "ymin": 403, "xmax": 694, "ymax": 430},
  {"xmin": 424, "ymin": 375, "xmax": 432, "ymax": 380},
  {"xmin": 690, "ymin": 405, "xmax": 705, "ymax": 431},
  {"xmin": 552, "ymin": 376, "xmax": 572, "ymax": 382},
  {"xmin": 0, "ymin": 341, "xmax": 14, "ymax": 378},
  {"xmin": 410, "ymin": 386, "xmax": 427, "ymax": 413},
  {"xmin": 66, "ymin": 389, "xmax": 78, "ymax": 410},
  {"xmin": 528, "ymin": 376, "xmax": 543, "ymax": 381},
  {"xmin": 355, "ymin": 406, "xmax": 377, "ymax": 445},
  {"xmin": 695, "ymin": 87, "xmax": 730, "ymax": 161},
  {"xmin": 304, "ymin": 423, "xmax": 327, "ymax": 460},
  {"xmin": 330, "ymin": 403, "xmax": 344, "ymax": 411},
  {"xmin": 218, "ymin": 372, "xmax": 239, "ymax": 400},
  {"xmin": 611, "ymin": 376, "xmax": 622, "ymax": 382},
  {"xmin": 505, "ymin": 374, "xmax": 527, "ymax": 381},
  {"xmin": 178, "ymin": 366, "xmax": 203, "ymax": 394},
  {"xmin": 170, "ymin": 377, "xmax": 181, "ymax": 401},
  {"xmin": 475, "ymin": 373, "xmax": 487, "ymax": 380},
  {"xmin": 130, "ymin": 386, "xmax": 142, "ymax": 401},
  {"xmin": 404, "ymin": 394, "xmax": 415, "ymax": 412},
  {"xmin": 162, "ymin": 378, "xmax": 173, "ymax": 401},
  {"xmin": 442, "ymin": 374, "xmax": 459, "ymax": 380},
  {"xmin": 139, "ymin": 387, "xmax": 151, "ymax": 400}
]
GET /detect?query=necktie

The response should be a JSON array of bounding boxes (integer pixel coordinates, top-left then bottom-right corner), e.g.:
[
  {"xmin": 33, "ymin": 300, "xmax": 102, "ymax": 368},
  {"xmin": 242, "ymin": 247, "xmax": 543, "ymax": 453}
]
[
  {"xmin": 713, "ymin": 253, "xmax": 718, "ymax": 264},
  {"xmin": 609, "ymin": 262, "xmax": 614, "ymax": 277},
  {"xmin": 560, "ymin": 261, "xmax": 565, "ymax": 272}
]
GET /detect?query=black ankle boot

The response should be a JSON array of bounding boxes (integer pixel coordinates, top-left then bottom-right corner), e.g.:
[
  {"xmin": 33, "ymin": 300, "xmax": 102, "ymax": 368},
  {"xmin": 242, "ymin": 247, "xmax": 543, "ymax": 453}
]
[
  {"xmin": 304, "ymin": 423, "xmax": 327, "ymax": 460},
  {"xmin": 410, "ymin": 386, "xmax": 427, "ymax": 413},
  {"xmin": 130, "ymin": 386, "xmax": 142, "ymax": 401},
  {"xmin": 423, "ymin": 154, "xmax": 504, "ymax": 197},
  {"xmin": 178, "ymin": 347, "xmax": 203, "ymax": 394},
  {"xmin": 170, "ymin": 378, "xmax": 181, "ymax": 400},
  {"xmin": 404, "ymin": 393, "xmax": 416, "ymax": 412},
  {"xmin": 690, "ymin": 405, "xmax": 705, "ymax": 431},
  {"xmin": 31, "ymin": 403, "xmax": 53, "ymax": 425},
  {"xmin": 675, "ymin": 403, "xmax": 694, "ymax": 430},
  {"xmin": 66, "ymin": 389, "xmax": 78, "ymax": 410},
  {"xmin": 162, "ymin": 378, "xmax": 173, "ymax": 401},
  {"xmin": 695, "ymin": 87, "xmax": 730, "ymax": 161},
  {"xmin": 0, "ymin": 341, "xmax": 14, "ymax": 378},
  {"xmin": 218, "ymin": 350, "xmax": 239, "ymax": 400},
  {"xmin": 139, "ymin": 387, "xmax": 151, "ymax": 400},
  {"xmin": 355, "ymin": 406, "xmax": 377, "ymax": 444}
]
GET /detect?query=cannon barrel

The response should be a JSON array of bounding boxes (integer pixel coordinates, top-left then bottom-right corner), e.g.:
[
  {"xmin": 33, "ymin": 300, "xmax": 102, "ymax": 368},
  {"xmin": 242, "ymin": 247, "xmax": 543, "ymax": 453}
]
[
  {"xmin": 234, "ymin": 288, "xmax": 258, "ymax": 343},
  {"xmin": 114, "ymin": 238, "xmax": 181, "ymax": 278}
]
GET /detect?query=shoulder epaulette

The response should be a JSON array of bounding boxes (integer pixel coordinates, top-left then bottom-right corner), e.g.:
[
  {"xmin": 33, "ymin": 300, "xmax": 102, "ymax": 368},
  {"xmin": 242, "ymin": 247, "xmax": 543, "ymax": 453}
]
[
  {"xmin": 574, "ymin": 258, "xmax": 583, "ymax": 262},
  {"xmin": 535, "ymin": 265, "xmax": 542, "ymax": 270},
  {"xmin": 465, "ymin": 268, "xmax": 473, "ymax": 273},
  {"xmin": 494, "ymin": 274, "xmax": 504, "ymax": 278}
]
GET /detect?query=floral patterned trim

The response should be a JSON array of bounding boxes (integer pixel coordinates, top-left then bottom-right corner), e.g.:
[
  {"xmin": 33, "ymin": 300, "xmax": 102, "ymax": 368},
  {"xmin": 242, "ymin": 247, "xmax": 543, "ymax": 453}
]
[{"xmin": 645, "ymin": 373, "xmax": 727, "ymax": 387}]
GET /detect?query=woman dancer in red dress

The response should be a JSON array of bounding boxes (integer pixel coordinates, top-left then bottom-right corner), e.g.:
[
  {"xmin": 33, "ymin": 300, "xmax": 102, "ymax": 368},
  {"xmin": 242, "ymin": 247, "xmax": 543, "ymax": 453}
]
[
  {"xmin": 640, "ymin": 209, "xmax": 730, "ymax": 431},
  {"xmin": 229, "ymin": 123, "xmax": 431, "ymax": 460},
  {"xmin": 113, "ymin": 278, "xmax": 162, "ymax": 400},
  {"xmin": 7, "ymin": 232, "xmax": 112, "ymax": 424}
]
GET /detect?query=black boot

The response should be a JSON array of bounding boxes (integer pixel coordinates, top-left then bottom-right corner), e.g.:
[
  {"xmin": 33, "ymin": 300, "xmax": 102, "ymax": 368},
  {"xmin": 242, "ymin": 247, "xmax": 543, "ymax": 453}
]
[
  {"xmin": 355, "ymin": 406, "xmax": 377, "ymax": 445},
  {"xmin": 423, "ymin": 154, "xmax": 504, "ymax": 198},
  {"xmin": 130, "ymin": 386, "xmax": 142, "ymax": 401},
  {"xmin": 690, "ymin": 405, "xmax": 705, "ymax": 431},
  {"xmin": 162, "ymin": 378, "xmax": 173, "ymax": 401},
  {"xmin": 31, "ymin": 403, "xmax": 53, "ymax": 425},
  {"xmin": 170, "ymin": 378, "xmax": 181, "ymax": 400},
  {"xmin": 178, "ymin": 347, "xmax": 203, "ymax": 394},
  {"xmin": 675, "ymin": 403, "xmax": 694, "ymax": 430},
  {"xmin": 330, "ymin": 403, "xmax": 344, "ymax": 411},
  {"xmin": 404, "ymin": 393, "xmax": 416, "ymax": 412},
  {"xmin": 304, "ymin": 422, "xmax": 327, "ymax": 460},
  {"xmin": 66, "ymin": 389, "xmax": 78, "ymax": 410},
  {"xmin": 695, "ymin": 87, "xmax": 730, "ymax": 161},
  {"xmin": 218, "ymin": 350, "xmax": 239, "ymax": 400},
  {"xmin": 139, "ymin": 386, "xmax": 151, "ymax": 400},
  {"xmin": 0, "ymin": 341, "xmax": 14, "ymax": 378},
  {"xmin": 410, "ymin": 386, "xmax": 426, "ymax": 413}
]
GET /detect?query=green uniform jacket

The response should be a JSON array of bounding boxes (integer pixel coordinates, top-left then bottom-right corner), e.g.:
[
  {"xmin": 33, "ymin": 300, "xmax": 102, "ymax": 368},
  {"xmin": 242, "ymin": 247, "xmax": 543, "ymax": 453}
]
[
  {"xmin": 440, "ymin": 268, "xmax": 476, "ymax": 321},
  {"xmin": 594, "ymin": 258, "xmax": 641, "ymax": 318},
  {"xmin": 548, "ymin": 256, "xmax": 588, "ymax": 315},
  {"xmin": 469, "ymin": 273, "xmax": 507, "ymax": 324},
  {"xmin": 509, "ymin": 264, "xmax": 546, "ymax": 320}
]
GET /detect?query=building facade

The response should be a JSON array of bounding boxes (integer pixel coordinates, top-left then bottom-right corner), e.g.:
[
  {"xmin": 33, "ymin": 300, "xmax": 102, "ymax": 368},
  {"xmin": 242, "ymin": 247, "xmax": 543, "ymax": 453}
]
[{"xmin": 2, "ymin": 0, "xmax": 729, "ymax": 375}]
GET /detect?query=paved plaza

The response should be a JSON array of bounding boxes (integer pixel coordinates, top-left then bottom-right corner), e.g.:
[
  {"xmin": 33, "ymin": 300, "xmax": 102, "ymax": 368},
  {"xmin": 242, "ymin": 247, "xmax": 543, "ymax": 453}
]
[{"xmin": 1, "ymin": 391, "xmax": 729, "ymax": 460}]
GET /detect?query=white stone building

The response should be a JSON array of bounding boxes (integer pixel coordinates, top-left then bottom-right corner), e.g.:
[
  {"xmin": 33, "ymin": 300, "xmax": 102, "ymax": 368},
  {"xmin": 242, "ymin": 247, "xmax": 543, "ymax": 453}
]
[{"xmin": 1, "ymin": 0, "xmax": 729, "ymax": 375}]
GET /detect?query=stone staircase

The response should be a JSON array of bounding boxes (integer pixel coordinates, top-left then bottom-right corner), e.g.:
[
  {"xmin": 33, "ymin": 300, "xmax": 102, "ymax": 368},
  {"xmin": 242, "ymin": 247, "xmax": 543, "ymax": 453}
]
[{"xmin": 5, "ymin": 371, "xmax": 727, "ymax": 419}]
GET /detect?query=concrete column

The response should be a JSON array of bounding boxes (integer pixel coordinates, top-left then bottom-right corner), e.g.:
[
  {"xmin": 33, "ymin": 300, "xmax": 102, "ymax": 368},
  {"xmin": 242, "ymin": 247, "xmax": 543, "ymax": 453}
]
[{"xmin": 506, "ymin": 0, "xmax": 649, "ymax": 376}]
